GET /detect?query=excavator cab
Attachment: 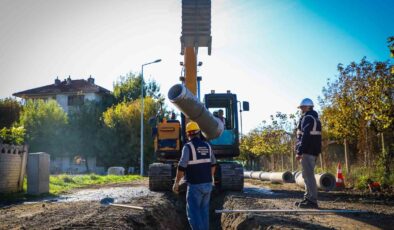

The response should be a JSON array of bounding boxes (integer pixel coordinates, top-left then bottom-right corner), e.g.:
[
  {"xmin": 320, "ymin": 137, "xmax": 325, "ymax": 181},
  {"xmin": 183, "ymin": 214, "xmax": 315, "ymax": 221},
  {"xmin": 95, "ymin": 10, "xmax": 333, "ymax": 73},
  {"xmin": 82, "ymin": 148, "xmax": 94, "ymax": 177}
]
[{"xmin": 204, "ymin": 92, "xmax": 240, "ymax": 158}]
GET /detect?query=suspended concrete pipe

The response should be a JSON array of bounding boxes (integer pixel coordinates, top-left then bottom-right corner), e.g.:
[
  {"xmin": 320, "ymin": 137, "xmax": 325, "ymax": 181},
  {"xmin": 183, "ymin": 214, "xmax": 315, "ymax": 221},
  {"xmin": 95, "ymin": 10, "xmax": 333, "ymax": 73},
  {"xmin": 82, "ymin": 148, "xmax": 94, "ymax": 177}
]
[
  {"xmin": 245, "ymin": 171, "xmax": 294, "ymax": 183},
  {"xmin": 294, "ymin": 172, "xmax": 336, "ymax": 191},
  {"xmin": 168, "ymin": 84, "xmax": 224, "ymax": 140}
]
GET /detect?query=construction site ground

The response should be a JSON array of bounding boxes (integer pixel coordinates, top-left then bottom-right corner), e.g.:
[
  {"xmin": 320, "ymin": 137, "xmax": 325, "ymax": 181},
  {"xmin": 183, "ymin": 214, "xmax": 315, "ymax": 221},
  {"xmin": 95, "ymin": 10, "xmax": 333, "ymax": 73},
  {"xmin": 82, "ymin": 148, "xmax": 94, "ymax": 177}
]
[{"xmin": 1, "ymin": 178, "xmax": 393, "ymax": 230}]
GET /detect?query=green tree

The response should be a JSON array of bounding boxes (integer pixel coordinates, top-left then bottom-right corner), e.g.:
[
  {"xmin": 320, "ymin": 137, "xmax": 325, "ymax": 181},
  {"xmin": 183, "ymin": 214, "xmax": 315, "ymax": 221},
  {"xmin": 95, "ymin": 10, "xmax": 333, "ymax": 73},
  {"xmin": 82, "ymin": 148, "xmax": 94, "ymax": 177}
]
[
  {"xmin": 0, "ymin": 126, "xmax": 25, "ymax": 145},
  {"xmin": 66, "ymin": 100, "xmax": 109, "ymax": 172},
  {"xmin": 0, "ymin": 98, "xmax": 21, "ymax": 128},
  {"xmin": 101, "ymin": 97, "xmax": 160, "ymax": 170},
  {"xmin": 388, "ymin": 36, "xmax": 394, "ymax": 58},
  {"xmin": 113, "ymin": 73, "xmax": 162, "ymax": 103},
  {"xmin": 239, "ymin": 112, "xmax": 296, "ymax": 171},
  {"xmin": 18, "ymin": 100, "xmax": 68, "ymax": 155}
]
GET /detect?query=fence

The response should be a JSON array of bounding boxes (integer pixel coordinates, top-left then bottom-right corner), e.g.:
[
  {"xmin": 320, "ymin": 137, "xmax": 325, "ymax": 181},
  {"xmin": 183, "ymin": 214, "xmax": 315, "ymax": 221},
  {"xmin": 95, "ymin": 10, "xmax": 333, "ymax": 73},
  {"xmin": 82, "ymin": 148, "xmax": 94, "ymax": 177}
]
[{"xmin": 0, "ymin": 144, "xmax": 28, "ymax": 193}]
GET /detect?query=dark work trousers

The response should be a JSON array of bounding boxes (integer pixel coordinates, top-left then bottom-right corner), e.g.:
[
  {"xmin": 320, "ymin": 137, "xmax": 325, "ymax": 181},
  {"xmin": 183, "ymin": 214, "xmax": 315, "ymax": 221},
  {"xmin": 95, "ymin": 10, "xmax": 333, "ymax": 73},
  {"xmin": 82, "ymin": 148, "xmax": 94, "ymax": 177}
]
[{"xmin": 301, "ymin": 154, "xmax": 318, "ymax": 203}]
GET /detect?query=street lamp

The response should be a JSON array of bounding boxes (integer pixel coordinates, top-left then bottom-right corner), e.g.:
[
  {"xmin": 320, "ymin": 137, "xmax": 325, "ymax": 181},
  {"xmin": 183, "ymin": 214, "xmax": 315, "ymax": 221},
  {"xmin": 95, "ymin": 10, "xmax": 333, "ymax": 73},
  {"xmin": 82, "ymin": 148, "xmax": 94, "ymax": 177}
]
[{"xmin": 140, "ymin": 59, "xmax": 161, "ymax": 176}]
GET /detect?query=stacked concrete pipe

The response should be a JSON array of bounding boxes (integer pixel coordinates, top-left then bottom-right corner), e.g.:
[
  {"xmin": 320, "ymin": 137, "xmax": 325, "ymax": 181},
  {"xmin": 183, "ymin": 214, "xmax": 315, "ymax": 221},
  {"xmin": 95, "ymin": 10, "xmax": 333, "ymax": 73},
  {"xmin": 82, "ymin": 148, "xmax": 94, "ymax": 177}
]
[
  {"xmin": 168, "ymin": 84, "xmax": 224, "ymax": 140},
  {"xmin": 294, "ymin": 171, "xmax": 336, "ymax": 191},
  {"xmin": 244, "ymin": 171, "xmax": 294, "ymax": 183}
]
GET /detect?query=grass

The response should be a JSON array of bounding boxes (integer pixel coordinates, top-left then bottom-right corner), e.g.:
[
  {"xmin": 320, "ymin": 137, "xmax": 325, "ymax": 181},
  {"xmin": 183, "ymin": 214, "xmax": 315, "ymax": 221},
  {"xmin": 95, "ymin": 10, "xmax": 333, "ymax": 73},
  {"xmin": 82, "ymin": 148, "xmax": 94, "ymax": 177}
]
[
  {"xmin": 1, "ymin": 174, "xmax": 143, "ymax": 202},
  {"xmin": 315, "ymin": 164, "xmax": 394, "ymax": 190},
  {"xmin": 48, "ymin": 174, "xmax": 142, "ymax": 195}
]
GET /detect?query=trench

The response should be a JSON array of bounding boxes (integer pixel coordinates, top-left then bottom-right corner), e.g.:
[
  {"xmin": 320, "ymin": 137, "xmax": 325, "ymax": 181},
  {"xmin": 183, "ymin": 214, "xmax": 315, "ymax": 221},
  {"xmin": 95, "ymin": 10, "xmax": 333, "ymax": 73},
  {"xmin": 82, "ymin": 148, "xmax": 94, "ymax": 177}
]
[
  {"xmin": 17, "ymin": 185, "xmax": 278, "ymax": 229},
  {"xmin": 77, "ymin": 186, "xmax": 276, "ymax": 229},
  {"xmin": 80, "ymin": 186, "xmax": 277, "ymax": 229}
]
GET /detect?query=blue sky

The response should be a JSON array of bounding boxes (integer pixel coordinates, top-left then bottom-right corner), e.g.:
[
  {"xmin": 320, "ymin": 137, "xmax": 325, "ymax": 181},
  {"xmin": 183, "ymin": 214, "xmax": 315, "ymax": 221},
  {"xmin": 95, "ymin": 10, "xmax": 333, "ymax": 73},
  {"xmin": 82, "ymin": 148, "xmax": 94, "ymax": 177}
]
[{"xmin": 0, "ymin": 0, "xmax": 392, "ymax": 133}]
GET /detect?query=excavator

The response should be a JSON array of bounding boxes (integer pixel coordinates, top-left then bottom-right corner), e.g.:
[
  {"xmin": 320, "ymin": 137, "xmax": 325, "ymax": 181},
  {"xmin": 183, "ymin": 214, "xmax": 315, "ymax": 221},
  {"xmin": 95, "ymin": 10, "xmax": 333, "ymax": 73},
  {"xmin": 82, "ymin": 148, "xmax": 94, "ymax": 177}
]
[{"xmin": 148, "ymin": 0, "xmax": 249, "ymax": 191}]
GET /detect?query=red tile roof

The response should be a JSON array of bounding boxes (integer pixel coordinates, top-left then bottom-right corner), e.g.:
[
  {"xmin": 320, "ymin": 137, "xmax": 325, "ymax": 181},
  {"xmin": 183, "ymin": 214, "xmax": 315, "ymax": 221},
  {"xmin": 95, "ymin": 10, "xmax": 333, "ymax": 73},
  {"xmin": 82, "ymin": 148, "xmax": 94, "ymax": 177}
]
[{"xmin": 13, "ymin": 78, "xmax": 110, "ymax": 98}]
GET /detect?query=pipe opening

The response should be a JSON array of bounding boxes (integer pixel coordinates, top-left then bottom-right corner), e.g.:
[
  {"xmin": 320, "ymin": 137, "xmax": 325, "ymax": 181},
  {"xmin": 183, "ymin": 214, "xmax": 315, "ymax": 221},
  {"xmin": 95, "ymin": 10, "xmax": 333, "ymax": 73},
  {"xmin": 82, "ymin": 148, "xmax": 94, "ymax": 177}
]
[
  {"xmin": 282, "ymin": 172, "xmax": 293, "ymax": 182},
  {"xmin": 168, "ymin": 84, "xmax": 183, "ymax": 100},
  {"xmin": 321, "ymin": 176, "xmax": 334, "ymax": 188}
]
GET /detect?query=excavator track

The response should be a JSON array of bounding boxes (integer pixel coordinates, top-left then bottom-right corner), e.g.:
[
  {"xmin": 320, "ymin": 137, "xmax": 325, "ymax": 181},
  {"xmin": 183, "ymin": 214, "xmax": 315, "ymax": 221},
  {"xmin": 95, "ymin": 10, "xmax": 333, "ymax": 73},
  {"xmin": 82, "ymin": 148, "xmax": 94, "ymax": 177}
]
[
  {"xmin": 218, "ymin": 162, "xmax": 244, "ymax": 191},
  {"xmin": 148, "ymin": 163, "xmax": 173, "ymax": 191}
]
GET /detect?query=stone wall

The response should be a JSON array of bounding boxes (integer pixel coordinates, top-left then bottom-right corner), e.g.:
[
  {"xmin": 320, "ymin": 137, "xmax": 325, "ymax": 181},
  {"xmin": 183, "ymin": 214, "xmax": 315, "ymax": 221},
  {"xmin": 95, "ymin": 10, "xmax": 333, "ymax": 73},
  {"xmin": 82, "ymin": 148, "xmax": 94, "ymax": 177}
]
[{"xmin": 0, "ymin": 144, "xmax": 28, "ymax": 193}]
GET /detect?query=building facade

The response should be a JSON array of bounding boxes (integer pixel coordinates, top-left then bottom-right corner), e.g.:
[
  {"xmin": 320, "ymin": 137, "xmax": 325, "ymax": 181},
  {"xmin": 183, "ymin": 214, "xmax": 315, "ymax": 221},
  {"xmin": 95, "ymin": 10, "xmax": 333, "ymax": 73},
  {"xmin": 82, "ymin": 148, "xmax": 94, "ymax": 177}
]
[{"xmin": 13, "ymin": 76, "xmax": 110, "ymax": 113}]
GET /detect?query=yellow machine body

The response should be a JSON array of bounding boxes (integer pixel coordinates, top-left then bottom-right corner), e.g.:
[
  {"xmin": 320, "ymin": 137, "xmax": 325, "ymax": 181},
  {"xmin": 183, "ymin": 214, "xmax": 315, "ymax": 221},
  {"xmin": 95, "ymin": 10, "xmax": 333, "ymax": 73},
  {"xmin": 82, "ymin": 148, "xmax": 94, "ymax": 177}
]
[{"xmin": 154, "ymin": 119, "xmax": 181, "ymax": 160}]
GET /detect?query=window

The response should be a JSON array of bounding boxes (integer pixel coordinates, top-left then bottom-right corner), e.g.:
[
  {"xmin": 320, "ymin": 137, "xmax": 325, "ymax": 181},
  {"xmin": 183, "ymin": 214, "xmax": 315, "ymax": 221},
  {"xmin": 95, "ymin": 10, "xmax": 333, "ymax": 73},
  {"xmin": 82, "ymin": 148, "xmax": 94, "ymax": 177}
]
[
  {"xmin": 68, "ymin": 95, "xmax": 84, "ymax": 106},
  {"xmin": 209, "ymin": 107, "xmax": 230, "ymax": 129}
]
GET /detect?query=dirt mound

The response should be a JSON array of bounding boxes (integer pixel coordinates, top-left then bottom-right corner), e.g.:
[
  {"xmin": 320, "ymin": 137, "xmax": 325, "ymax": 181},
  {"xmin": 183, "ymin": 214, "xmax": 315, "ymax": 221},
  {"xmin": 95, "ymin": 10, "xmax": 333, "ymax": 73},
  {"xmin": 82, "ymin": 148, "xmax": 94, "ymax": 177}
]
[{"xmin": 0, "ymin": 193, "xmax": 189, "ymax": 230}]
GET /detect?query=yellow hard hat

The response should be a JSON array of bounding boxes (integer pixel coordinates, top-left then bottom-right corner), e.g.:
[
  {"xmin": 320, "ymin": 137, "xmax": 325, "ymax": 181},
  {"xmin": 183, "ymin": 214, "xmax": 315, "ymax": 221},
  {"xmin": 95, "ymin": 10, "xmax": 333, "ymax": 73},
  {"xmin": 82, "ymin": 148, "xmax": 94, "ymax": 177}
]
[{"xmin": 186, "ymin": 121, "xmax": 200, "ymax": 134}]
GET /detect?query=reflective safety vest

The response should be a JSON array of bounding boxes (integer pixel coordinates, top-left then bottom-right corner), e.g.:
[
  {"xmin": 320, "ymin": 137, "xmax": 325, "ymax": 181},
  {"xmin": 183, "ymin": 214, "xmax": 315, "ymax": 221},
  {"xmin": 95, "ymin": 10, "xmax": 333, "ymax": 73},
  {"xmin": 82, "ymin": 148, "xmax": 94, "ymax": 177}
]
[
  {"xmin": 184, "ymin": 139, "xmax": 213, "ymax": 184},
  {"xmin": 297, "ymin": 115, "xmax": 322, "ymax": 136}
]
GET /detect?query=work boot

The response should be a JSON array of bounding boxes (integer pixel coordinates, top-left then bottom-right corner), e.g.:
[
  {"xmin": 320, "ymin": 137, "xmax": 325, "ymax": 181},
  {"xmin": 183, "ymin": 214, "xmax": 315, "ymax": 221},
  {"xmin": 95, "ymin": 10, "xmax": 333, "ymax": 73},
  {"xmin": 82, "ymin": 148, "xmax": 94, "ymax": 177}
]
[
  {"xmin": 294, "ymin": 199, "xmax": 308, "ymax": 207},
  {"xmin": 298, "ymin": 199, "xmax": 319, "ymax": 209}
]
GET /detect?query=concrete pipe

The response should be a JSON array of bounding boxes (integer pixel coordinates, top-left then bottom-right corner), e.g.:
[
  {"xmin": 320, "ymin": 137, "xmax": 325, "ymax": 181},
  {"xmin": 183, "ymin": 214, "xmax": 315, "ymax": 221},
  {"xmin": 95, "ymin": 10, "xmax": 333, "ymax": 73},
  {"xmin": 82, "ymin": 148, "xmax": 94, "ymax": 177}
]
[
  {"xmin": 257, "ymin": 172, "xmax": 270, "ymax": 181},
  {"xmin": 250, "ymin": 171, "xmax": 263, "ymax": 180},
  {"xmin": 243, "ymin": 171, "xmax": 253, "ymax": 179},
  {"xmin": 295, "ymin": 172, "xmax": 336, "ymax": 191},
  {"xmin": 269, "ymin": 171, "xmax": 294, "ymax": 183},
  {"xmin": 255, "ymin": 171, "xmax": 293, "ymax": 183},
  {"xmin": 168, "ymin": 84, "xmax": 224, "ymax": 140},
  {"xmin": 245, "ymin": 171, "xmax": 294, "ymax": 184}
]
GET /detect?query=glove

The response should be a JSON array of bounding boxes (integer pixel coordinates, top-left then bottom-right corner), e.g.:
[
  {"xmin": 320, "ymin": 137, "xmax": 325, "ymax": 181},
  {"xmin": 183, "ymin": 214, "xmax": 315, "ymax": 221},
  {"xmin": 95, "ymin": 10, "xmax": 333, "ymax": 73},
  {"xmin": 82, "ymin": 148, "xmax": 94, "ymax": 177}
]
[{"xmin": 172, "ymin": 182, "xmax": 179, "ymax": 194}]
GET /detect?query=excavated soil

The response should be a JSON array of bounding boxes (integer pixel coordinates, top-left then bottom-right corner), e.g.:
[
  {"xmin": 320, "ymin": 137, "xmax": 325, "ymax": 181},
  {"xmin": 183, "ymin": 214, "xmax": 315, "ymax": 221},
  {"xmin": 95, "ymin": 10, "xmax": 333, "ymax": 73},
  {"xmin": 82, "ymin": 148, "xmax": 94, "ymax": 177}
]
[{"xmin": 1, "ymin": 179, "xmax": 393, "ymax": 230}]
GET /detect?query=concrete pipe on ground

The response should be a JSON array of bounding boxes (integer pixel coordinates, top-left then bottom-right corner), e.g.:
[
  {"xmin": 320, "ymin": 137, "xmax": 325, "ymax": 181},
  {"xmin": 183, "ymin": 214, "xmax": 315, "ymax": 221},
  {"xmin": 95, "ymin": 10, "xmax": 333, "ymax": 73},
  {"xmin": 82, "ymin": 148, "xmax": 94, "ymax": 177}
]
[
  {"xmin": 268, "ymin": 172, "xmax": 294, "ymax": 183},
  {"xmin": 243, "ymin": 171, "xmax": 253, "ymax": 179},
  {"xmin": 250, "ymin": 171, "xmax": 263, "ymax": 180},
  {"xmin": 295, "ymin": 172, "xmax": 336, "ymax": 191},
  {"xmin": 244, "ymin": 171, "xmax": 294, "ymax": 183},
  {"xmin": 168, "ymin": 84, "xmax": 224, "ymax": 140}
]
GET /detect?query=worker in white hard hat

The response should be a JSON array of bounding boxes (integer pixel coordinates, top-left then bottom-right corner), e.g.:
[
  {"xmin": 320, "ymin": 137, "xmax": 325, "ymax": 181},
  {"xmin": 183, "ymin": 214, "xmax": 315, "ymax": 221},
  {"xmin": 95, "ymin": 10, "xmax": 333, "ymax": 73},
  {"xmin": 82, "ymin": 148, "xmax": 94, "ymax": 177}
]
[
  {"xmin": 173, "ymin": 121, "xmax": 217, "ymax": 230},
  {"xmin": 295, "ymin": 98, "xmax": 322, "ymax": 209}
]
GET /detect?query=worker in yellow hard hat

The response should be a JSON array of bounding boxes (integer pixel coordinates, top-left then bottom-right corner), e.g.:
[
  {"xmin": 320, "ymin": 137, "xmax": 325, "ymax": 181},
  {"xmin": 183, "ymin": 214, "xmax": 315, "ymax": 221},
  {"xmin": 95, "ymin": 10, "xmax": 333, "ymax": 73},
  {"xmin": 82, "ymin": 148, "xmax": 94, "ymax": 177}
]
[{"xmin": 173, "ymin": 121, "xmax": 217, "ymax": 230}]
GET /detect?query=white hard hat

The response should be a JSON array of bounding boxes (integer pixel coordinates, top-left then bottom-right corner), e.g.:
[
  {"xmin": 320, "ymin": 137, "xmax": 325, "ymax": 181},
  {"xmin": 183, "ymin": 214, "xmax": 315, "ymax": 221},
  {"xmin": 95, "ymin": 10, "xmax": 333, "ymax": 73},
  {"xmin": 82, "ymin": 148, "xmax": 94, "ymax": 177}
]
[{"xmin": 299, "ymin": 98, "xmax": 314, "ymax": 107}]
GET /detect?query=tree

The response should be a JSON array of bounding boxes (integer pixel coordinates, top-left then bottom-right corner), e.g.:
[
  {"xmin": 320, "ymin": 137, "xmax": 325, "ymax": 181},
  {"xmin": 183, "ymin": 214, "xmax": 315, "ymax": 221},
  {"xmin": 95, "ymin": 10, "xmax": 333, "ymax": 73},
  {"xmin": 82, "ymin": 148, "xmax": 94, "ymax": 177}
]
[
  {"xmin": 239, "ymin": 112, "xmax": 296, "ymax": 171},
  {"xmin": 388, "ymin": 36, "xmax": 394, "ymax": 58},
  {"xmin": 66, "ymin": 100, "xmax": 109, "ymax": 172},
  {"xmin": 18, "ymin": 100, "xmax": 68, "ymax": 155},
  {"xmin": 319, "ymin": 61, "xmax": 365, "ymax": 173},
  {"xmin": 101, "ymin": 97, "xmax": 160, "ymax": 169},
  {"xmin": 113, "ymin": 73, "xmax": 162, "ymax": 103},
  {"xmin": 0, "ymin": 126, "xmax": 25, "ymax": 145},
  {"xmin": 0, "ymin": 98, "xmax": 21, "ymax": 128},
  {"xmin": 320, "ymin": 57, "xmax": 393, "ymax": 178}
]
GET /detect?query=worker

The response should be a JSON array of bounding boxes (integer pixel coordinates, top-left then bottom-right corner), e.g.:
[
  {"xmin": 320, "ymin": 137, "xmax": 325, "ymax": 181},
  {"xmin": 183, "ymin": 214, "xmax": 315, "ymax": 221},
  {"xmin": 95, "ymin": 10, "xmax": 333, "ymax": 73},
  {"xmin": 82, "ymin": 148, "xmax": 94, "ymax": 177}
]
[
  {"xmin": 173, "ymin": 121, "xmax": 217, "ymax": 230},
  {"xmin": 168, "ymin": 112, "xmax": 179, "ymax": 123},
  {"xmin": 170, "ymin": 112, "xmax": 176, "ymax": 120},
  {"xmin": 295, "ymin": 98, "xmax": 322, "ymax": 209},
  {"xmin": 218, "ymin": 109, "xmax": 226, "ymax": 124}
]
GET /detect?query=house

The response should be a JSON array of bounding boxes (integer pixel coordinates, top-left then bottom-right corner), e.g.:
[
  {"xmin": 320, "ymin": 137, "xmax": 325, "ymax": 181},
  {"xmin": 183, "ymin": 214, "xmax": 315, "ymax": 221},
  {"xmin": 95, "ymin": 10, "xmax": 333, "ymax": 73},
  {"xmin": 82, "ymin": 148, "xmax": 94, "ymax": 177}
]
[
  {"xmin": 13, "ymin": 76, "xmax": 111, "ymax": 174},
  {"xmin": 13, "ymin": 76, "xmax": 110, "ymax": 113}
]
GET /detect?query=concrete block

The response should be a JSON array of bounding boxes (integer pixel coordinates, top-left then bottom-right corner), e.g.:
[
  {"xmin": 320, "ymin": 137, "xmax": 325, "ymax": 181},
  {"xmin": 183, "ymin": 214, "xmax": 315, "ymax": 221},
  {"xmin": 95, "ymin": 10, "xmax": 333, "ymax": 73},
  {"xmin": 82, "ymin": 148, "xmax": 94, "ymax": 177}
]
[
  {"xmin": 27, "ymin": 152, "xmax": 50, "ymax": 195},
  {"xmin": 107, "ymin": 167, "xmax": 125, "ymax": 175}
]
